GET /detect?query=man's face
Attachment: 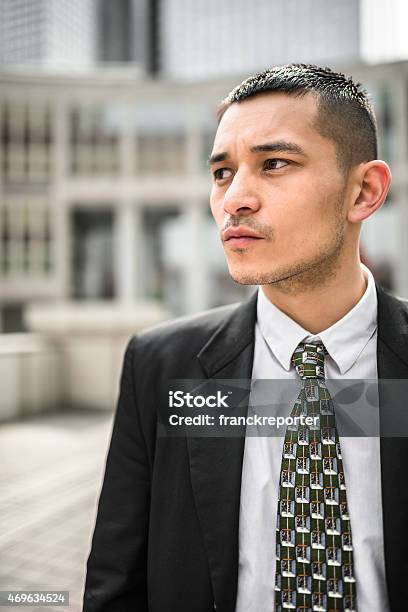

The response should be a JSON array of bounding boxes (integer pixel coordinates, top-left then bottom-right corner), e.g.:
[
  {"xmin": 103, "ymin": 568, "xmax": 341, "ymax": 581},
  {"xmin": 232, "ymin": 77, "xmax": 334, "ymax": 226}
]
[{"xmin": 209, "ymin": 92, "xmax": 349, "ymax": 288}]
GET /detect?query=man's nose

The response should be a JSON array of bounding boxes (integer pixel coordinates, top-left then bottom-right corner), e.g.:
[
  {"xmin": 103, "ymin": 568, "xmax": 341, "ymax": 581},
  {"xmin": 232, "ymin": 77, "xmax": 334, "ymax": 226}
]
[{"xmin": 222, "ymin": 171, "xmax": 261, "ymax": 217}]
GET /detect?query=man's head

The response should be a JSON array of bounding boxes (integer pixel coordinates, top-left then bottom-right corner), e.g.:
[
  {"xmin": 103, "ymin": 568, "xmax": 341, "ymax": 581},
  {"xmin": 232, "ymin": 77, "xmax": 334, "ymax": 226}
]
[{"xmin": 209, "ymin": 63, "xmax": 390, "ymax": 291}]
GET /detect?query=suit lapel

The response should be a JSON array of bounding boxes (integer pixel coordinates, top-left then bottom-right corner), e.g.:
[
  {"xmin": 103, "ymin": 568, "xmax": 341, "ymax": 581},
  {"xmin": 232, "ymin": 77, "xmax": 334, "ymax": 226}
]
[
  {"xmin": 376, "ymin": 282, "xmax": 408, "ymax": 611},
  {"xmin": 187, "ymin": 292, "xmax": 257, "ymax": 612}
]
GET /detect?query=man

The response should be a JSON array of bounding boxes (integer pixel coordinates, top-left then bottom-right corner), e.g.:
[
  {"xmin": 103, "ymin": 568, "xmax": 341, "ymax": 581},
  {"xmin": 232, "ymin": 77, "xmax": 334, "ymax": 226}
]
[{"xmin": 83, "ymin": 64, "xmax": 408, "ymax": 611}]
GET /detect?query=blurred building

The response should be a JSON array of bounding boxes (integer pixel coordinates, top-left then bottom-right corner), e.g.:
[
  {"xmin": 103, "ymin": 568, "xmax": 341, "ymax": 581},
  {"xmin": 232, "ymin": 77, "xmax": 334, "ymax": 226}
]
[
  {"xmin": 3, "ymin": 0, "xmax": 408, "ymax": 80},
  {"xmin": 98, "ymin": 0, "xmax": 134, "ymax": 63},
  {"xmin": 159, "ymin": 0, "xmax": 361, "ymax": 81},
  {"xmin": 159, "ymin": 0, "xmax": 408, "ymax": 80},
  {"xmin": 0, "ymin": 0, "xmax": 95, "ymax": 72},
  {"xmin": 0, "ymin": 0, "xmax": 156, "ymax": 77},
  {"xmin": 97, "ymin": 0, "xmax": 153, "ymax": 74}
]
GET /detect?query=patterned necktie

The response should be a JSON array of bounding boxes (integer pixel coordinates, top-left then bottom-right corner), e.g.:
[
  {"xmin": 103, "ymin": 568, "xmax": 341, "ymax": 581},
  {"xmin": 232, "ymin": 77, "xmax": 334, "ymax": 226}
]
[{"xmin": 274, "ymin": 342, "xmax": 357, "ymax": 612}]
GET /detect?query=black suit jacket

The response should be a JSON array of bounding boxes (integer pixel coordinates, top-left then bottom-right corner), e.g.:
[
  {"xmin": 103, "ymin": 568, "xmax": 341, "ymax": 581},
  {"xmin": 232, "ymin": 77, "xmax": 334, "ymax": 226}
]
[{"xmin": 83, "ymin": 282, "xmax": 408, "ymax": 612}]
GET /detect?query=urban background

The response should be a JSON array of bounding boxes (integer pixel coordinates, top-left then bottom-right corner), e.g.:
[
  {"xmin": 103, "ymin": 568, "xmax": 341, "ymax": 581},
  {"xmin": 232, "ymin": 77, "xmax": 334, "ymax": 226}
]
[{"xmin": 1, "ymin": 0, "xmax": 408, "ymax": 609}]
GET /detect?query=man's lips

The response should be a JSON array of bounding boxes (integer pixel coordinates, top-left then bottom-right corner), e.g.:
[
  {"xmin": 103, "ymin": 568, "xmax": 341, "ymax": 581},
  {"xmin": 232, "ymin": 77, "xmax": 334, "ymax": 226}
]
[{"xmin": 222, "ymin": 227, "xmax": 264, "ymax": 248}]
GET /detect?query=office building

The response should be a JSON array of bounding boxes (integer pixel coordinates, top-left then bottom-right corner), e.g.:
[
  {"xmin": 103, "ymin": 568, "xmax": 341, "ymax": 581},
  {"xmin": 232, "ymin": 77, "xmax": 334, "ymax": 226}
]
[
  {"xmin": 97, "ymin": 0, "xmax": 152, "ymax": 73},
  {"xmin": 159, "ymin": 0, "xmax": 361, "ymax": 81},
  {"xmin": 0, "ymin": 0, "xmax": 95, "ymax": 72}
]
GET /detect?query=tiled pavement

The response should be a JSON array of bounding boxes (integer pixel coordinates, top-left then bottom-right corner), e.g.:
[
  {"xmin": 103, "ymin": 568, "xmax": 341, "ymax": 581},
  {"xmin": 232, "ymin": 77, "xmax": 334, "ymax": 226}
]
[{"xmin": 0, "ymin": 410, "xmax": 114, "ymax": 612}]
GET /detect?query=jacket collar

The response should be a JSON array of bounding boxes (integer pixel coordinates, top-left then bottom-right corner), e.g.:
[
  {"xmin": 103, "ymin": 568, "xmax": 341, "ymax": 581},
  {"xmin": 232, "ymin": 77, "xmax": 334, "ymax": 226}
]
[
  {"xmin": 376, "ymin": 282, "xmax": 408, "ymax": 373},
  {"xmin": 197, "ymin": 291, "xmax": 258, "ymax": 378}
]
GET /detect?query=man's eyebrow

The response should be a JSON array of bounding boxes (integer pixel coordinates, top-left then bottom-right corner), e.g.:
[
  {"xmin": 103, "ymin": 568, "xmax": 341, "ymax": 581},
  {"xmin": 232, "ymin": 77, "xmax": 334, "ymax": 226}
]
[
  {"xmin": 208, "ymin": 151, "xmax": 229, "ymax": 166},
  {"xmin": 207, "ymin": 140, "xmax": 306, "ymax": 166},
  {"xmin": 250, "ymin": 141, "xmax": 306, "ymax": 156}
]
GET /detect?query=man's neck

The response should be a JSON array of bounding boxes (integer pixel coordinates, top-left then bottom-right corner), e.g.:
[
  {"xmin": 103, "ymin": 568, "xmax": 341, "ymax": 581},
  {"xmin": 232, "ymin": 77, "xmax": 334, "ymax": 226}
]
[{"xmin": 261, "ymin": 263, "xmax": 368, "ymax": 335}]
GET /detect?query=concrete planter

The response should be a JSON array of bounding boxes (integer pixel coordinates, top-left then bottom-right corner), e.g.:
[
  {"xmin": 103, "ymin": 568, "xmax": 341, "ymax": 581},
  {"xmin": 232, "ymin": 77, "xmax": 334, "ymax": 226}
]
[
  {"xmin": 0, "ymin": 334, "xmax": 61, "ymax": 421},
  {"xmin": 24, "ymin": 301, "xmax": 169, "ymax": 411}
]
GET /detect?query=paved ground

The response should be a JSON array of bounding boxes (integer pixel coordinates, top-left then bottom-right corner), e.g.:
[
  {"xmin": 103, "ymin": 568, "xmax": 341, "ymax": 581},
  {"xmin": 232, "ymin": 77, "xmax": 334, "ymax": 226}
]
[{"xmin": 0, "ymin": 410, "xmax": 114, "ymax": 612}]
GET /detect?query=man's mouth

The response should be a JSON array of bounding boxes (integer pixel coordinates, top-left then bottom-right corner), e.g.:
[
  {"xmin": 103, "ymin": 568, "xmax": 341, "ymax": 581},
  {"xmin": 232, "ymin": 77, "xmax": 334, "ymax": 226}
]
[{"xmin": 222, "ymin": 227, "xmax": 264, "ymax": 248}]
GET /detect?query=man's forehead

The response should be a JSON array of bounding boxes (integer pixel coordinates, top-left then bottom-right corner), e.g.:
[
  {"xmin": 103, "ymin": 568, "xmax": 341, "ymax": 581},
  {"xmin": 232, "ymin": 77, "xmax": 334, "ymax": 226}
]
[{"xmin": 214, "ymin": 91, "xmax": 319, "ymax": 144}]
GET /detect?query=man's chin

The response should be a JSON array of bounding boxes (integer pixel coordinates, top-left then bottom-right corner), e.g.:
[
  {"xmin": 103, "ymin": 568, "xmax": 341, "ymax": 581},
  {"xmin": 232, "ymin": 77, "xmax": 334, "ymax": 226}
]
[
  {"xmin": 228, "ymin": 266, "xmax": 271, "ymax": 286},
  {"xmin": 227, "ymin": 263, "xmax": 300, "ymax": 286}
]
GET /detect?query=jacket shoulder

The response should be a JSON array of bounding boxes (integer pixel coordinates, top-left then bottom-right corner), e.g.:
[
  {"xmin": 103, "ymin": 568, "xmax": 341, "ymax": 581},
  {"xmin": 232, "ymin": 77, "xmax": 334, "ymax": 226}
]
[
  {"xmin": 377, "ymin": 283, "xmax": 408, "ymax": 317},
  {"xmin": 389, "ymin": 293, "xmax": 408, "ymax": 309},
  {"xmin": 128, "ymin": 301, "xmax": 243, "ymax": 362}
]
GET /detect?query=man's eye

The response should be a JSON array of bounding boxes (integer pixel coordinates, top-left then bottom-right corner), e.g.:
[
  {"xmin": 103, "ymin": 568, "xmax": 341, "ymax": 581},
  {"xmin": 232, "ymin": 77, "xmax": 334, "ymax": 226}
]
[
  {"xmin": 263, "ymin": 158, "xmax": 289, "ymax": 170},
  {"xmin": 213, "ymin": 168, "xmax": 233, "ymax": 181}
]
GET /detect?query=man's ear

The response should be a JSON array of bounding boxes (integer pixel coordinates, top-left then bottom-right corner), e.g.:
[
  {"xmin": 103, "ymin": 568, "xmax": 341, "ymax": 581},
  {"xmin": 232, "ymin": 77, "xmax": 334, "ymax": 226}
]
[{"xmin": 347, "ymin": 160, "xmax": 391, "ymax": 223}]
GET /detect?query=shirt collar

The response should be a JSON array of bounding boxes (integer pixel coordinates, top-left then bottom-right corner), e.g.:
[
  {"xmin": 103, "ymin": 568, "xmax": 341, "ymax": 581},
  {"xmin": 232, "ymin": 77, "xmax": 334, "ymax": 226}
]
[{"xmin": 256, "ymin": 263, "xmax": 378, "ymax": 374}]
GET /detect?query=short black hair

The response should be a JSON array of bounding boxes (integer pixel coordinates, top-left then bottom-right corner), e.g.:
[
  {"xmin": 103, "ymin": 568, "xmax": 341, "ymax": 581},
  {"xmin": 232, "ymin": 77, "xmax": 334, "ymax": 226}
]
[{"xmin": 217, "ymin": 63, "xmax": 378, "ymax": 173}]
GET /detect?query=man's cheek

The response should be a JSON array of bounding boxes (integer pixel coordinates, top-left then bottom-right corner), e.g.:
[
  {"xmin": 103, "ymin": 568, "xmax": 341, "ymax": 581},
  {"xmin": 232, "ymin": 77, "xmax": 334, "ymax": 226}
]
[{"xmin": 210, "ymin": 201, "xmax": 222, "ymax": 223}]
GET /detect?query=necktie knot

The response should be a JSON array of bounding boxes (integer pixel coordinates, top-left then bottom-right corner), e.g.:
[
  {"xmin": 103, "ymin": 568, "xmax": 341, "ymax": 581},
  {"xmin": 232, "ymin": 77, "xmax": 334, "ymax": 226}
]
[{"xmin": 292, "ymin": 341, "xmax": 327, "ymax": 379}]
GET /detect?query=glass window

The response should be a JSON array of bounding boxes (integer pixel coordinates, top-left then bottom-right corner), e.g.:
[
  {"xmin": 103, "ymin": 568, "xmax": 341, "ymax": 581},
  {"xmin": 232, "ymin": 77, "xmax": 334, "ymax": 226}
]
[
  {"xmin": 141, "ymin": 206, "xmax": 182, "ymax": 302},
  {"xmin": 134, "ymin": 102, "xmax": 187, "ymax": 175},
  {"xmin": 69, "ymin": 105, "xmax": 120, "ymax": 176},
  {"xmin": 71, "ymin": 208, "xmax": 115, "ymax": 299},
  {"xmin": 0, "ymin": 100, "xmax": 52, "ymax": 184},
  {"xmin": 0, "ymin": 194, "xmax": 53, "ymax": 277}
]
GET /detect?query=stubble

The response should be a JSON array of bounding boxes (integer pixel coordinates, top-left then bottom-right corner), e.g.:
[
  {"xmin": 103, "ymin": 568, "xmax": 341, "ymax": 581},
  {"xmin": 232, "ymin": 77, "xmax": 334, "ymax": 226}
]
[{"xmin": 227, "ymin": 191, "xmax": 347, "ymax": 294}]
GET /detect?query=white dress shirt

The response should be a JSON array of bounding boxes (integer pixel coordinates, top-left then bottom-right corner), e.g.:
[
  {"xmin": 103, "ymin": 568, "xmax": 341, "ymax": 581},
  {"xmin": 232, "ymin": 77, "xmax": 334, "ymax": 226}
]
[{"xmin": 235, "ymin": 264, "xmax": 390, "ymax": 611}]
